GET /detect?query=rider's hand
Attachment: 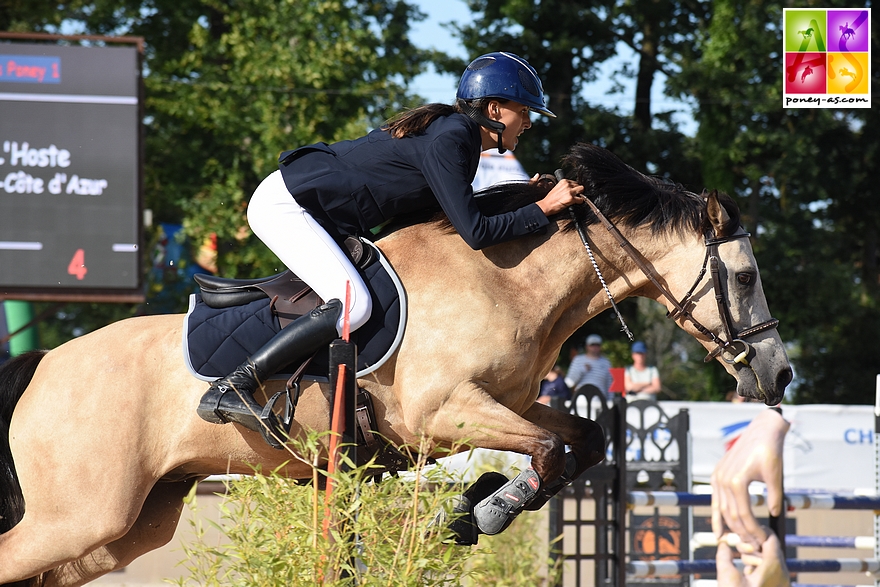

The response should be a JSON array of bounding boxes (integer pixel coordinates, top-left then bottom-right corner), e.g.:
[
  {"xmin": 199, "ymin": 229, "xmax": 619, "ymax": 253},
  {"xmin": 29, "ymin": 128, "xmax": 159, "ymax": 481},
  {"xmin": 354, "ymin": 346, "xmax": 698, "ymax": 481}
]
[
  {"xmin": 535, "ymin": 177, "xmax": 585, "ymax": 216},
  {"xmin": 711, "ymin": 409, "xmax": 789, "ymax": 549},
  {"xmin": 716, "ymin": 531, "xmax": 791, "ymax": 587}
]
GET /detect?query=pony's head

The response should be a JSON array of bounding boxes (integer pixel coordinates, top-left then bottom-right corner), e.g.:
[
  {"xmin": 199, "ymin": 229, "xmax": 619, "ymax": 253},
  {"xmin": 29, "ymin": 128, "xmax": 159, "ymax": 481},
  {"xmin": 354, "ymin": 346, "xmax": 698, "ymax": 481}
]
[{"xmin": 560, "ymin": 143, "xmax": 790, "ymax": 403}]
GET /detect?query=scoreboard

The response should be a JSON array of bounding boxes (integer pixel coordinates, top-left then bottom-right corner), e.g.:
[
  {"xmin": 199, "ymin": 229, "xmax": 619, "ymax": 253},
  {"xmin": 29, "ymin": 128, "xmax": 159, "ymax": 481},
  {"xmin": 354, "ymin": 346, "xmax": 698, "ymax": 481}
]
[{"xmin": 0, "ymin": 39, "xmax": 143, "ymax": 301}]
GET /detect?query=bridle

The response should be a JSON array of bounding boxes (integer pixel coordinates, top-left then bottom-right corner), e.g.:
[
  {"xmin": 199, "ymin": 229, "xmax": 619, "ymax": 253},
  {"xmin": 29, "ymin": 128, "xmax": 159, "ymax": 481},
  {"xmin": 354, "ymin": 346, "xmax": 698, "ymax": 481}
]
[{"xmin": 571, "ymin": 194, "xmax": 780, "ymax": 366}]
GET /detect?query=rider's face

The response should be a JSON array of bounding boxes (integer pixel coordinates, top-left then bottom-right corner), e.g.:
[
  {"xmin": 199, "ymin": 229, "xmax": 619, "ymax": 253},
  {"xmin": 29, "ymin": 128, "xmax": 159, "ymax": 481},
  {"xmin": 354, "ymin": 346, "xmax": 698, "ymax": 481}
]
[{"xmin": 483, "ymin": 100, "xmax": 532, "ymax": 151}]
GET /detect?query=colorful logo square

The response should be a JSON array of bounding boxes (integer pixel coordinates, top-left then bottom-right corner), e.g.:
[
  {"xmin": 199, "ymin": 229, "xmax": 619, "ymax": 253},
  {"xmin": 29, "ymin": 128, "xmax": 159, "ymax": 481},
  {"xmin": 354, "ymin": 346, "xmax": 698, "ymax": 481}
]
[
  {"xmin": 785, "ymin": 10, "xmax": 827, "ymax": 52},
  {"xmin": 783, "ymin": 8, "xmax": 871, "ymax": 108},
  {"xmin": 827, "ymin": 52, "xmax": 869, "ymax": 94},
  {"xmin": 785, "ymin": 53, "xmax": 826, "ymax": 94},
  {"xmin": 827, "ymin": 10, "xmax": 869, "ymax": 52}
]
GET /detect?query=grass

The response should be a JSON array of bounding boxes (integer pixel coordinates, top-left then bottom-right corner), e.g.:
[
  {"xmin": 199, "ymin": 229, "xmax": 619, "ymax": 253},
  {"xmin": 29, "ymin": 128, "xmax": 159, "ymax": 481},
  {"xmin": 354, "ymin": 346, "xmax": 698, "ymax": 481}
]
[{"xmin": 171, "ymin": 430, "xmax": 561, "ymax": 586}]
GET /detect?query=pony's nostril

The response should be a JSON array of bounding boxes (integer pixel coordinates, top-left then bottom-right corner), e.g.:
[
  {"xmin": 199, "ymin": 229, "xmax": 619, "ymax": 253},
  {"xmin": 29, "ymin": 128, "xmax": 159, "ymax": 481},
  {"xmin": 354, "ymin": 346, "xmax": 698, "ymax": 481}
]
[{"xmin": 777, "ymin": 367, "xmax": 793, "ymax": 390}]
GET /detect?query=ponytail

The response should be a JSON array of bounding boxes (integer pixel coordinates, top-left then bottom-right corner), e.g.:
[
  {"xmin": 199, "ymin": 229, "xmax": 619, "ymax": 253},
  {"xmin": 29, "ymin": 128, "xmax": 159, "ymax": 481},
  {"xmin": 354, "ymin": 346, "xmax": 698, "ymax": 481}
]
[
  {"xmin": 383, "ymin": 103, "xmax": 455, "ymax": 138},
  {"xmin": 383, "ymin": 99, "xmax": 506, "ymax": 139}
]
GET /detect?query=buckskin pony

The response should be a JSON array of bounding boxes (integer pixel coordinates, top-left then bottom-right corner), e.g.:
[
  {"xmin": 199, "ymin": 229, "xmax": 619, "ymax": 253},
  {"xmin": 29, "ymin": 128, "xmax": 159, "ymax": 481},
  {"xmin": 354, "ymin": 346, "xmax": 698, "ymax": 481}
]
[{"xmin": 0, "ymin": 143, "xmax": 791, "ymax": 586}]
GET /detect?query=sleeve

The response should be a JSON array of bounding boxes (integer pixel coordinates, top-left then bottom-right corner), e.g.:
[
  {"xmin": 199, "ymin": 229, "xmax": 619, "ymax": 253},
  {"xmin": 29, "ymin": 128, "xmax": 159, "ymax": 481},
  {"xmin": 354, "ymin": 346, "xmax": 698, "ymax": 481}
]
[
  {"xmin": 565, "ymin": 357, "xmax": 585, "ymax": 389},
  {"xmin": 419, "ymin": 125, "xmax": 549, "ymax": 249}
]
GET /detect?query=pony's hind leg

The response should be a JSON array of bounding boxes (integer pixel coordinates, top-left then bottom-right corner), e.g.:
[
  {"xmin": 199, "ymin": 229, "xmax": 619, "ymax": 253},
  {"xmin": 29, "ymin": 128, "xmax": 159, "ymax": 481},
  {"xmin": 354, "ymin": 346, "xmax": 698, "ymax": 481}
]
[
  {"xmin": 37, "ymin": 480, "xmax": 195, "ymax": 587},
  {"xmin": 0, "ymin": 438, "xmax": 172, "ymax": 585}
]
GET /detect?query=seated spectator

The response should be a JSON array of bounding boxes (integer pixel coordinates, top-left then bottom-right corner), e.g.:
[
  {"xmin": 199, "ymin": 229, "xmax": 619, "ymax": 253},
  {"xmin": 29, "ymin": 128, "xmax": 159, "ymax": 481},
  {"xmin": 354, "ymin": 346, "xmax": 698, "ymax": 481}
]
[{"xmin": 537, "ymin": 365, "xmax": 571, "ymax": 405}]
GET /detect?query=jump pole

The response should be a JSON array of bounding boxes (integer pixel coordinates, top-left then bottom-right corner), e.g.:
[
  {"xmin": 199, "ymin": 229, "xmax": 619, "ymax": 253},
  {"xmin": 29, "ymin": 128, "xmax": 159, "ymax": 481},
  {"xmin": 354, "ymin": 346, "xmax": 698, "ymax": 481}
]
[
  {"xmin": 628, "ymin": 491, "xmax": 880, "ymax": 510},
  {"xmin": 322, "ymin": 283, "xmax": 358, "ymax": 582},
  {"xmin": 692, "ymin": 532, "xmax": 877, "ymax": 550},
  {"xmin": 627, "ymin": 557, "xmax": 880, "ymax": 577}
]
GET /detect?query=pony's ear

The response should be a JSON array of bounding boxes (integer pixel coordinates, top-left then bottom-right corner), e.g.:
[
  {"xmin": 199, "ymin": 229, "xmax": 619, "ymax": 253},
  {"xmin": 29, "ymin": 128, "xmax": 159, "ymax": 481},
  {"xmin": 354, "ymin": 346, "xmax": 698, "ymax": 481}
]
[{"xmin": 706, "ymin": 189, "xmax": 732, "ymax": 237}]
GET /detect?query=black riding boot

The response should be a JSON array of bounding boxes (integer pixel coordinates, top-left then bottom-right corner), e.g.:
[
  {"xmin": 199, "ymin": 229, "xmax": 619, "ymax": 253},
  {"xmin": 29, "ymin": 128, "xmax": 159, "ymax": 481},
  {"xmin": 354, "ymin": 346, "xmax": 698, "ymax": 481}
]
[{"xmin": 197, "ymin": 299, "xmax": 343, "ymax": 448}]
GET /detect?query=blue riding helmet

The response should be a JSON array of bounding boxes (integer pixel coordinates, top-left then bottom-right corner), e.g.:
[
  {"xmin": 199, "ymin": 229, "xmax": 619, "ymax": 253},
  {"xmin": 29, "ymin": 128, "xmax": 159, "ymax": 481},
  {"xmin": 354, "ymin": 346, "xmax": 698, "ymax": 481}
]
[{"xmin": 456, "ymin": 52, "xmax": 555, "ymax": 117}]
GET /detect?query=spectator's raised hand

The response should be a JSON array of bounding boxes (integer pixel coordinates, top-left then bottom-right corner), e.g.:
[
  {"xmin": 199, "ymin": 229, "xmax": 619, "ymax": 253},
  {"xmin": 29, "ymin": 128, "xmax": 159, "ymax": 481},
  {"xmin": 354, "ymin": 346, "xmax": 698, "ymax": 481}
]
[
  {"xmin": 710, "ymin": 409, "xmax": 789, "ymax": 548},
  {"xmin": 716, "ymin": 530, "xmax": 791, "ymax": 587}
]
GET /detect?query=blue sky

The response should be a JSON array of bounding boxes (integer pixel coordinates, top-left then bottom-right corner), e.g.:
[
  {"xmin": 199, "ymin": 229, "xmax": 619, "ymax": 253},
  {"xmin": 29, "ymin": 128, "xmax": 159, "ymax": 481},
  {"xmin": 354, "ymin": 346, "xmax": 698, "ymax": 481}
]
[{"xmin": 408, "ymin": 0, "xmax": 696, "ymax": 134}]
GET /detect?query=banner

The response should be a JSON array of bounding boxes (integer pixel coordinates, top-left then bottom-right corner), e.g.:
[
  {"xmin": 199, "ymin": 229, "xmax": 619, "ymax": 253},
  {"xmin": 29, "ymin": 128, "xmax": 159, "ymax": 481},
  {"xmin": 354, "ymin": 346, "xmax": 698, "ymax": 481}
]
[
  {"xmin": 648, "ymin": 401, "xmax": 874, "ymax": 491},
  {"xmin": 441, "ymin": 401, "xmax": 876, "ymax": 492}
]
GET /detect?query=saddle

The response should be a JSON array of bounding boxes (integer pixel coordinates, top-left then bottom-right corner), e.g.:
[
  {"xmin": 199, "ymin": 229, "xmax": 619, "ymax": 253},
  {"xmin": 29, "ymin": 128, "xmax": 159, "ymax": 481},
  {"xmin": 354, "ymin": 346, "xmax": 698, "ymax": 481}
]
[
  {"xmin": 184, "ymin": 236, "xmax": 410, "ymax": 474},
  {"xmin": 193, "ymin": 236, "xmax": 376, "ymax": 327}
]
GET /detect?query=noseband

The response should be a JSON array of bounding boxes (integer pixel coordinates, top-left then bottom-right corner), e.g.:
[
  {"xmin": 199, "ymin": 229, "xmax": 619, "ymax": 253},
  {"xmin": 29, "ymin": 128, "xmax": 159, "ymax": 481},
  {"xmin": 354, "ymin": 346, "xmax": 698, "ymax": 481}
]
[{"xmin": 572, "ymin": 197, "xmax": 780, "ymax": 365}]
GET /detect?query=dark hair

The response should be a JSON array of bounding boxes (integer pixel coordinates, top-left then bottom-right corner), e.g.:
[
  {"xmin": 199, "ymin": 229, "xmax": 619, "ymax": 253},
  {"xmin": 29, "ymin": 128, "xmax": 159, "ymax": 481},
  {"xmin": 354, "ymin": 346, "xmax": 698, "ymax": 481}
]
[
  {"xmin": 429, "ymin": 142, "xmax": 737, "ymax": 238},
  {"xmin": 382, "ymin": 98, "xmax": 505, "ymax": 139}
]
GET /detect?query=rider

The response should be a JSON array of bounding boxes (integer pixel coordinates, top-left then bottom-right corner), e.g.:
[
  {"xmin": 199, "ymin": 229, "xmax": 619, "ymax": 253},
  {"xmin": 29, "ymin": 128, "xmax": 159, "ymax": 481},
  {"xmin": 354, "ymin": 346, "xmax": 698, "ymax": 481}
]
[{"xmin": 197, "ymin": 51, "xmax": 586, "ymax": 447}]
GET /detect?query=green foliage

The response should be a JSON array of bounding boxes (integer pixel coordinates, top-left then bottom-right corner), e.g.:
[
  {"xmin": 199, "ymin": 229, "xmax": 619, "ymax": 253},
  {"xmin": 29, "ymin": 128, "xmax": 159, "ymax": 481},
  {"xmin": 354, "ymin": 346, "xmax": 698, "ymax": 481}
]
[
  {"xmin": 5, "ymin": 0, "xmax": 428, "ymax": 346},
  {"xmin": 5, "ymin": 0, "xmax": 877, "ymax": 402},
  {"xmin": 461, "ymin": 0, "xmax": 877, "ymax": 403},
  {"xmin": 668, "ymin": 0, "xmax": 880, "ymax": 403},
  {"xmin": 141, "ymin": 0, "xmax": 426, "ymax": 278},
  {"xmin": 174, "ymin": 433, "xmax": 558, "ymax": 586}
]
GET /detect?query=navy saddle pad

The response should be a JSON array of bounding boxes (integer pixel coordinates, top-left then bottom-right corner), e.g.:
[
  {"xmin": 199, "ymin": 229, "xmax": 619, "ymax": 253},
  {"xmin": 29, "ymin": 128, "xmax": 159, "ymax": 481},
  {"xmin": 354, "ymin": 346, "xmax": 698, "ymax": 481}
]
[{"xmin": 183, "ymin": 243, "xmax": 406, "ymax": 381}]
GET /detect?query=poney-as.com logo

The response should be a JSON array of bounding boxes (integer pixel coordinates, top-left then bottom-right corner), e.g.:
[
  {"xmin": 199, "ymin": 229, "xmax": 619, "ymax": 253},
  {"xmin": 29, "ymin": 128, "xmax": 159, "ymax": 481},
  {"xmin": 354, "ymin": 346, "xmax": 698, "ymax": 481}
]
[{"xmin": 783, "ymin": 8, "xmax": 871, "ymax": 108}]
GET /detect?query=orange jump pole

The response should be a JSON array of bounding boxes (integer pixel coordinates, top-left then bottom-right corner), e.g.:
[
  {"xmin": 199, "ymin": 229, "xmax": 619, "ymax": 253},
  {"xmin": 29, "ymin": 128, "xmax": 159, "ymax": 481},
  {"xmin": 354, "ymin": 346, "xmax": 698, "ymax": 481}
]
[{"xmin": 322, "ymin": 283, "xmax": 358, "ymax": 582}]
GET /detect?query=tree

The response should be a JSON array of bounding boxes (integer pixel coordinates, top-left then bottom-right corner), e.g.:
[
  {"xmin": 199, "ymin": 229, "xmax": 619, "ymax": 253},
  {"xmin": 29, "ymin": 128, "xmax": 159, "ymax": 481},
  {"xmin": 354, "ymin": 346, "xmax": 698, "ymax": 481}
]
[
  {"xmin": 668, "ymin": 0, "xmax": 880, "ymax": 403},
  {"xmin": 4, "ymin": 0, "xmax": 428, "ymax": 343},
  {"xmin": 141, "ymin": 0, "xmax": 426, "ymax": 281},
  {"xmin": 448, "ymin": 0, "xmax": 879, "ymax": 403},
  {"xmin": 444, "ymin": 0, "xmax": 732, "ymax": 399}
]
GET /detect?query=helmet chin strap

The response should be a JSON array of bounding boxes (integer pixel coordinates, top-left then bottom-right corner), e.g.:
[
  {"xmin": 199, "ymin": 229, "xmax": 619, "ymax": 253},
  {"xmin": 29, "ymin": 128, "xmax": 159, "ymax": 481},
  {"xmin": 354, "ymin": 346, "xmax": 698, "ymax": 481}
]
[{"xmin": 456, "ymin": 99, "xmax": 507, "ymax": 154}]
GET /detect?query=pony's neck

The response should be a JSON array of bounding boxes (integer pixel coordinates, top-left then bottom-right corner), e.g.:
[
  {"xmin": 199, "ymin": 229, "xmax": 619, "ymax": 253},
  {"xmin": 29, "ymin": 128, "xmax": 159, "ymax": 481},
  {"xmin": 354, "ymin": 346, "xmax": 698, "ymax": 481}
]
[{"xmin": 484, "ymin": 218, "xmax": 649, "ymax": 351}]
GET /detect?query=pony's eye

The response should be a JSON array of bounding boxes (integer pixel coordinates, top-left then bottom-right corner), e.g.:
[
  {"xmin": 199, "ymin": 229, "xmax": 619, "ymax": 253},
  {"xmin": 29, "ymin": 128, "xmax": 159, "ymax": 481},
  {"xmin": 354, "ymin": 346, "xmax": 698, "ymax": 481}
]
[{"xmin": 736, "ymin": 273, "xmax": 754, "ymax": 286}]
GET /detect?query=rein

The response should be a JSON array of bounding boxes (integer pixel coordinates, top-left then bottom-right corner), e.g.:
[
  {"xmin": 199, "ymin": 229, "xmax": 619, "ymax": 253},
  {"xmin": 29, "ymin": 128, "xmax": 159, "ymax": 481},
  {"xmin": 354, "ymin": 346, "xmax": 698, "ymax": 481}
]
[{"xmin": 572, "ymin": 193, "xmax": 779, "ymax": 365}]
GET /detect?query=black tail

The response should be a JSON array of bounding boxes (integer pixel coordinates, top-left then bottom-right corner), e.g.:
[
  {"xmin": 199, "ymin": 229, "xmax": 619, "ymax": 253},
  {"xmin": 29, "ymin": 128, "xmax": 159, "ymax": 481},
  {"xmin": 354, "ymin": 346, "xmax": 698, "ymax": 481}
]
[{"xmin": 0, "ymin": 350, "xmax": 46, "ymax": 538}]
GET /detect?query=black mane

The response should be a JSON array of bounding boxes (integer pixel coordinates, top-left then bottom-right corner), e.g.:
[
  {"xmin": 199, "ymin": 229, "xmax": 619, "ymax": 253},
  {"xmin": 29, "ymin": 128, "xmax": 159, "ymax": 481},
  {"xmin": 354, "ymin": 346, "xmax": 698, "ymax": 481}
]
[{"xmin": 427, "ymin": 142, "xmax": 740, "ymax": 238}]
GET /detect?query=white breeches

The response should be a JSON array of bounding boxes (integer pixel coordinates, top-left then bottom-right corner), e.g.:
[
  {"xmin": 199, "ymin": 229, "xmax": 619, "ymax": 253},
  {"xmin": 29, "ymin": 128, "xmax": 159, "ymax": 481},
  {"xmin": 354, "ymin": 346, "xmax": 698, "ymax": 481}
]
[{"xmin": 247, "ymin": 170, "xmax": 372, "ymax": 335}]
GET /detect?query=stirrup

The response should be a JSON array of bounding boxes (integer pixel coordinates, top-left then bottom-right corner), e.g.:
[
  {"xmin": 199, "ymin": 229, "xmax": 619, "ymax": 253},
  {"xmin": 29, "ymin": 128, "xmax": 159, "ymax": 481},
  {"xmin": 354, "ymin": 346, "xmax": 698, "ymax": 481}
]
[{"xmin": 197, "ymin": 383, "xmax": 288, "ymax": 450}]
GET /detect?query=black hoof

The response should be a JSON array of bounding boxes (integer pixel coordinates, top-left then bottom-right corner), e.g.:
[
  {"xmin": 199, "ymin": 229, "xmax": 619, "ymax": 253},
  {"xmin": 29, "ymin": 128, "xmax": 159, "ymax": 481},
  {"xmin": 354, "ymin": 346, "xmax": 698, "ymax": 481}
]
[{"xmin": 442, "ymin": 472, "xmax": 509, "ymax": 546}]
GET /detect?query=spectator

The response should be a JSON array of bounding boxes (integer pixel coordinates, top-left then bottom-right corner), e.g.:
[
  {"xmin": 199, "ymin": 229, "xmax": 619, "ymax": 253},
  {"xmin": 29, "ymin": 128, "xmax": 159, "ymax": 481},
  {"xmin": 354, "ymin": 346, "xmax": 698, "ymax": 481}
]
[
  {"xmin": 565, "ymin": 334, "xmax": 613, "ymax": 399},
  {"xmin": 537, "ymin": 365, "xmax": 571, "ymax": 405},
  {"xmin": 624, "ymin": 341, "xmax": 661, "ymax": 400},
  {"xmin": 712, "ymin": 409, "xmax": 791, "ymax": 586}
]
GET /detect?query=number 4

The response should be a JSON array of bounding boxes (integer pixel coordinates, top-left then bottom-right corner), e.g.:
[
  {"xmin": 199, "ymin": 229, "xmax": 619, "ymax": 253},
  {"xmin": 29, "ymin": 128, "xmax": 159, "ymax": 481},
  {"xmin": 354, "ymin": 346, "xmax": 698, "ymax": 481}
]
[{"xmin": 67, "ymin": 248, "xmax": 88, "ymax": 280}]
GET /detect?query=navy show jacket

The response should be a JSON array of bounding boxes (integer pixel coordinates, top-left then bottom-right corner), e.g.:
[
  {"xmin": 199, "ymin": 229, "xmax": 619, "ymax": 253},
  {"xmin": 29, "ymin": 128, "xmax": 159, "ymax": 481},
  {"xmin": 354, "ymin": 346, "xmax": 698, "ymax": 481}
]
[{"xmin": 278, "ymin": 113, "xmax": 549, "ymax": 249}]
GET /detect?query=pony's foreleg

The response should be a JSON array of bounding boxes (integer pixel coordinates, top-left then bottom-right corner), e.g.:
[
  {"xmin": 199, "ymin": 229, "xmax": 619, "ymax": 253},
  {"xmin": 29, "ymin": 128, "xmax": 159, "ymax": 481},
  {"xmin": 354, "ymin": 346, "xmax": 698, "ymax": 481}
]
[
  {"xmin": 422, "ymin": 392, "xmax": 569, "ymax": 481},
  {"xmin": 518, "ymin": 401, "xmax": 605, "ymax": 511},
  {"xmin": 420, "ymin": 393, "xmax": 574, "ymax": 539},
  {"xmin": 520, "ymin": 401, "xmax": 605, "ymax": 477},
  {"xmin": 39, "ymin": 480, "xmax": 194, "ymax": 587}
]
